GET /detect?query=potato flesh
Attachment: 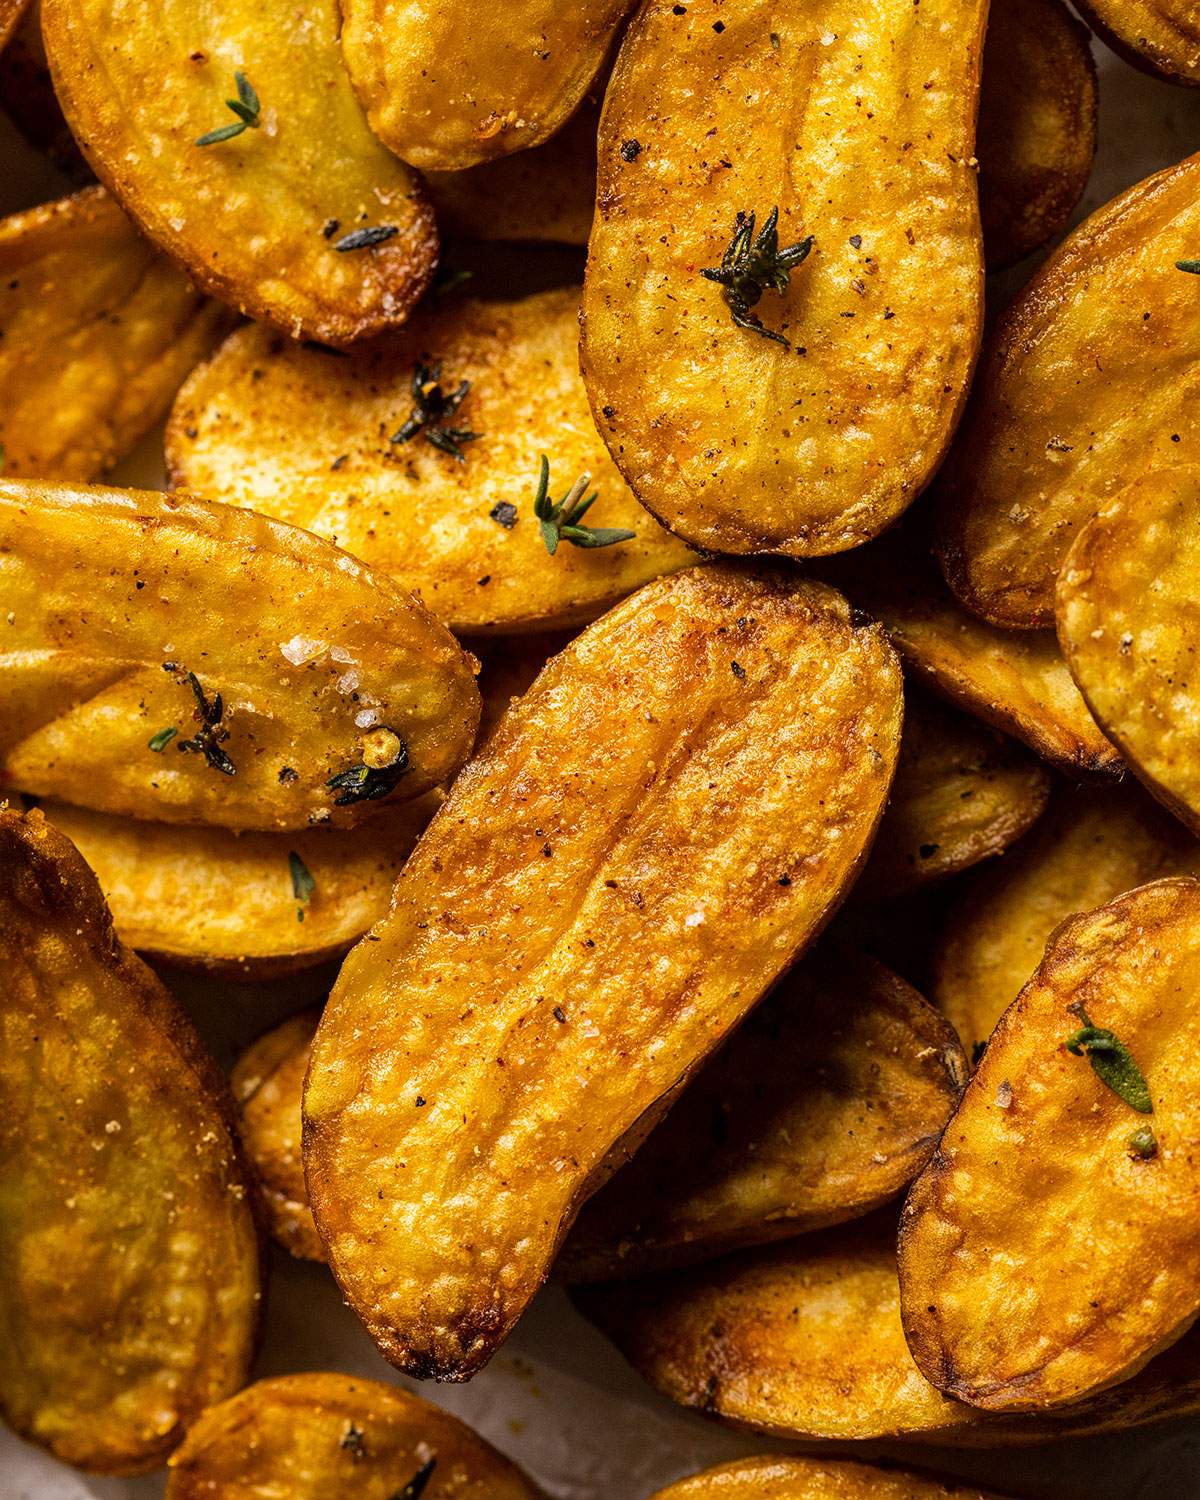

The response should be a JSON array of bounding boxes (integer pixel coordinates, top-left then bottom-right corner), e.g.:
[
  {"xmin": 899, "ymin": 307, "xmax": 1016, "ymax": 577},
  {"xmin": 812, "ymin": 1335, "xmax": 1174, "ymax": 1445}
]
[
  {"xmin": 165, "ymin": 1372, "xmax": 544, "ymax": 1498},
  {"xmin": 936, "ymin": 152, "xmax": 1200, "ymax": 628},
  {"xmin": 901, "ymin": 878, "xmax": 1200, "ymax": 1410},
  {"xmin": 167, "ymin": 291, "xmax": 694, "ymax": 635},
  {"xmin": 581, "ymin": 0, "xmax": 985, "ymax": 557},
  {"xmin": 0, "ymin": 809, "xmax": 261, "ymax": 1473},
  {"xmin": 0, "ymin": 480, "xmax": 479, "ymax": 831},
  {"xmin": 1076, "ymin": 0, "xmax": 1200, "ymax": 83},
  {"xmin": 652, "ymin": 1456, "xmax": 1011, "ymax": 1500},
  {"xmin": 41, "ymin": 0, "xmax": 436, "ymax": 343},
  {"xmin": 304, "ymin": 566, "xmax": 902, "ymax": 1379}
]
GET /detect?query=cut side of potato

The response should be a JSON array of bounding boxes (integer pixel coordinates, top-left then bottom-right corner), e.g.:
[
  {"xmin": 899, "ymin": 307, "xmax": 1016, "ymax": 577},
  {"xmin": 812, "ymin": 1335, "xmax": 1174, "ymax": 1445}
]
[
  {"xmin": 652, "ymin": 1456, "xmax": 1014, "ymax": 1500},
  {"xmin": 165, "ymin": 1372, "xmax": 544, "ymax": 1498},
  {"xmin": 0, "ymin": 188, "xmax": 230, "ymax": 481},
  {"xmin": 0, "ymin": 808, "xmax": 262, "ymax": 1474},
  {"xmin": 167, "ymin": 290, "xmax": 694, "ymax": 635},
  {"xmin": 304, "ymin": 566, "xmax": 902, "ymax": 1380},
  {"xmin": 0, "ymin": 479, "xmax": 479, "ymax": 831},
  {"xmin": 581, "ymin": 0, "xmax": 986, "ymax": 558},
  {"xmin": 41, "ymin": 0, "xmax": 437, "ymax": 343},
  {"xmin": 901, "ymin": 878, "xmax": 1200, "ymax": 1411},
  {"xmin": 1075, "ymin": 0, "xmax": 1200, "ymax": 84},
  {"xmin": 935, "ymin": 151, "xmax": 1200, "ymax": 629},
  {"xmin": 559, "ymin": 951, "xmax": 964, "ymax": 1281}
]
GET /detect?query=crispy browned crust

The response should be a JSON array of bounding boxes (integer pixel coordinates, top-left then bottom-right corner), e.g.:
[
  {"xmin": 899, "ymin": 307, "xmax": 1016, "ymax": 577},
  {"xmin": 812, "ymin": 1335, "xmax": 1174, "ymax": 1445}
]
[
  {"xmin": 651, "ymin": 1455, "xmax": 1015, "ymax": 1500},
  {"xmin": 1074, "ymin": 0, "xmax": 1200, "ymax": 84}
]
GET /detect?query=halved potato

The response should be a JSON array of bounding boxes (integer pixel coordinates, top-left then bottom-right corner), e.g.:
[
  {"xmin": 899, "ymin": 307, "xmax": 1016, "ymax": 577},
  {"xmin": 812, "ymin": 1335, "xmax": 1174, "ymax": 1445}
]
[
  {"xmin": 304, "ymin": 566, "xmax": 903, "ymax": 1379},
  {"xmin": 0, "ymin": 808, "xmax": 262, "ymax": 1474},
  {"xmin": 1058, "ymin": 467, "xmax": 1200, "ymax": 835},
  {"xmin": 0, "ymin": 188, "xmax": 230, "ymax": 480},
  {"xmin": 935, "ymin": 151, "xmax": 1200, "ymax": 629},
  {"xmin": 1075, "ymin": 0, "xmax": 1200, "ymax": 84},
  {"xmin": 581, "ymin": 0, "xmax": 986, "ymax": 558},
  {"xmin": 0, "ymin": 479, "xmax": 479, "ymax": 831},
  {"xmin": 41, "ymin": 0, "xmax": 437, "ymax": 343},
  {"xmin": 0, "ymin": 0, "xmax": 31, "ymax": 57},
  {"xmin": 901, "ymin": 878, "xmax": 1200, "ymax": 1411},
  {"xmin": 165, "ymin": 1372, "xmax": 544, "ymax": 1498},
  {"xmin": 934, "ymin": 783, "xmax": 1200, "ymax": 1056},
  {"xmin": 339, "ymin": 0, "xmax": 628, "ymax": 170},
  {"xmin": 652, "ymin": 1457, "xmax": 1012, "ymax": 1500},
  {"xmin": 559, "ymin": 951, "xmax": 964, "ymax": 1280},
  {"xmin": 167, "ymin": 290, "xmax": 694, "ymax": 635}
]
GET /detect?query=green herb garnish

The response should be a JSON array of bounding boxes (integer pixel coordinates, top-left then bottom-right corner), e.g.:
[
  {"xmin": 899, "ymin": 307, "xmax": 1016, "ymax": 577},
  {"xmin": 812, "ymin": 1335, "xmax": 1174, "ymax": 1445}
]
[
  {"xmin": 196, "ymin": 70, "xmax": 261, "ymax": 147},
  {"xmin": 434, "ymin": 267, "xmax": 474, "ymax": 295},
  {"xmin": 531, "ymin": 455, "xmax": 636, "ymax": 554},
  {"xmin": 390, "ymin": 361, "xmax": 480, "ymax": 462},
  {"xmin": 1064, "ymin": 1007, "xmax": 1153, "ymax": 1114},
  {"xmin": 1128, "ymin": 1125, "xmax": 1158, "ymax": 1159},
  {"xmin": 1177, "ymin": 260, "xmax": 1200, "ymax": 274},
  {"xmin": 334, "ymin": 225, "xmax": 399, "ymax": 252},
  {"xmin": 700, "ymin": 206, "xmax": 813, "ymax": 347},
  {"xmin": 326, "ymin": 747, "xmax": 410, "ymax": 806},
  {"xmin": 392, "ymin": 1457, "xmax": 436, "ymax": 1499},
  {"xmin": 340, "ymin": 1421, "xmax": 366, "ymax": 1459},
  {"xmin": 175, "ymin": 671, "xmax": 236, "ymax": 776},
  {"xmin": 288, "ymin": 851, "xmax": 315, "ymax": 921},
  {"xmin": 148, "ymin": 726, "xmax": 178, "ymax": 752}
]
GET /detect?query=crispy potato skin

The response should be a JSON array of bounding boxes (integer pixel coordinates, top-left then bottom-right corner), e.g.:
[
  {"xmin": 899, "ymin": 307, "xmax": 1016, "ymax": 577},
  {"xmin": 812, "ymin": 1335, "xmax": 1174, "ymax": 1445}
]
[
  {"xmin": 978, "ymin": 0, "xmax": 1097, "ymax": 271},
  {"xmin": 304, "ymin": 566, "xmax": 902, "ymax": 1379},
  {"xmin": 0, "ymin": 808, "xmax": 262, "ymax": 1473},
  {"xmin": 901, "ymin": 878, "xmax": 1200, "ymax": 1410},
  {"xmin": 0, "ymin": 479, "xmax": 479, "ymax": 831},
  {"xmin": 934, "ymin": 783, "xmax": 1200, "ymax": 1053},
  {"xmin": 1075, "ymin": 0, "xmax": 1200, "ymax": 83},
  {"xmin": 652, "ymin": 1456, "xmax": 1012, "ymax": 1500},
  {"xmin": 1058, "ymin": 469, "xmax": 1200, "ymax": 835},
  {"xmin": 559, "ymin": 952, "xmax": 965, "ymax": 1280},
  {"xmin": 581, "ymin": 0, "xmax": 986, "ymax": 558},
  {"xmin": 0, "ymin": 188, "xmax": 231, "ymax": 480},
  {"xmin": 165, "ymin": 1372, "xmax": 544, "ymax": 1498},
  {"xmin": 936, "ymin": 152, "xmax": 1200, "ymax": 629},
  {"xmin": 167, "ymin": 291, "xmax": 694, "ymax": 635},
  {"xmin": 41, "ymin": 0, "xmax": 437, "ymax": 344}
]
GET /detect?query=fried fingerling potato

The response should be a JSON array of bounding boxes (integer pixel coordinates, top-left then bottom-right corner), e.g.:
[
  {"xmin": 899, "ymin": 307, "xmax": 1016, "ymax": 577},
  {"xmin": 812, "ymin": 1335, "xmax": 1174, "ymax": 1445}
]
[
  {"xmin": 304, "ymin": 567, "xmax": 902, "ymax": 1379},
  {"xmin": 0, "ymin": 479, "xmax": 479, "ymax": 831},
  {"xmin": 652, "ymin": 1456, "xmax": 1014, "ymax": 1500},
  {"xmin": 901, "ymin": 878, "xmax": 1200, "ymax": 1411},
  {"xmin": 41, "ymin": 0, "xmax": 437, "ymax": 344},
  {"xmin": 0, "ymin": 808, "xmax": 262, "ymax": 1473},
  {"xmin": 165, "ymin": 1372, "xmax": 544, "ymax": 1498},
  {"xmin": 1075, "ymin": 0, "xmax": 1200, "ymax": 84}
]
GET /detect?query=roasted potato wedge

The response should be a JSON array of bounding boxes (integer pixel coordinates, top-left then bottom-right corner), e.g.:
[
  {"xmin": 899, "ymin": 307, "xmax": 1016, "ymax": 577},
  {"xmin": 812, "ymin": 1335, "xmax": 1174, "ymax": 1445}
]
[
  {"xmin": 1058, "ymin": 467, "xmax": 1200, "ymax": 834},
  {"xmin": 0, "ymin": 188, "xmax": 230, "ymax": 481},
  {"xmin": 935, "ymin": 784, "xmax": 1200, "ymax": 1056},
  {"xmin": 167, "ymin": 290, "xmax": 694, "ymax": 635},
  {"xmin": 0, "ymin": 479, "xmax": 479, "ymax": 831},
  {"xmin": 901, "ymin": 877, "xmax": 1200, "ymax": 1411},
  {"xmin": 41, "ymin": 0, "xmax": 436, "ymax": 344},
  {"xmin": 0, "ymin": 3, "xmax": 90, "ymax": 178},
  {"xmin": 1075, "ymin": 0, "xmax": 1200, "ymax": 84},
  {"xmin": 559, "ymin": 951, "xmax": 964, "ymax": 1280},
  {"xmin": 936, "ymin": 152, "xmax": 1200, "ymax": 629},
  {"xmin": 304, "ymin": 566, "xmax": 902, "ymax": 1379},
  {"xmin": 0, "ymin": 808, "xmax": 262, "ymax": 1473},
  {"xmin": 165, "ymin": 1372, "xmax": 544, "ymax": 1498},
  {"xmin": 0, "ymin": 0, "xmax": 29, "ymax": 51},
  {"xmin": 652, "ymin": 1457, "xmax": 1012, "ymax": 1500},
  {"xmin": 581, "ymin": 0, "xmax": 986, "ymax": 558}
]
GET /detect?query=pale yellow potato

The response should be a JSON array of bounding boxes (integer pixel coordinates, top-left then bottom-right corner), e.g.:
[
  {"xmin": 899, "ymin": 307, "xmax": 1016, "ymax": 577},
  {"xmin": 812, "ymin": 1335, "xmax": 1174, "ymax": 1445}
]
[{"xmin": 652, "ymin": 1457, "xmax": 1014, "ymax": 1500}]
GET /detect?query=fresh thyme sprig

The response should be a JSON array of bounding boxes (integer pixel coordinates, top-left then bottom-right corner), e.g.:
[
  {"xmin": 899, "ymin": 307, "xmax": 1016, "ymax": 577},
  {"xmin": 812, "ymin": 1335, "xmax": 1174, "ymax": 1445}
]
[
  {"xmin": 532, "ymin": 455, "xmax": 636, "ymax": 554},
  {"xmin": 196, "ymin": 71, "xmax": 261, "ymax": 147},
  {"xmin": 700, "ymin": 206, "xmax": 814, "ymax": 347},
  {"xmin": 1064, "ymin": 1006, "xmax": 1153, "ymax": 1115},
  {"xmin": 327, "ymin": 728, "xmax": 410, "ymax": 805},
  {"xmin": 390, "ymin": 362, "xmax": 481, "ymax": 462},
  {"xmin": 288, "ymin": 851, "xmax": 315, "ymax": 922},
  {"xmin": 170, "ymin": 670, "xmax": 236, "ymax": 775}
]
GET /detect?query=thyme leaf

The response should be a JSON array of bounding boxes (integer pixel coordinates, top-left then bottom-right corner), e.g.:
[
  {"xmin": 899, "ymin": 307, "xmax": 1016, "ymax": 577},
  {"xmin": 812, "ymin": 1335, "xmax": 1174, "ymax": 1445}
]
[
  {"xmin": 196, "ymin": 70, "xmax": 261, "ymax": 146},
  {"xmin": 334, "ymin": 225, "xmax": 399, "ymax": 252},
  {"xmin": 531, "ymin": 455, "xmax": 635, "ymax": 554},
  {"xmin": 391, "ymin": 1457, "xmax": 436, "ymax": 1500},
  {"xmin": 1128, "ymin": 1125, "xmax": 1158, "ymax": 1160},
  {"xmin": 390, "ymin": 361, "xmax": 480, "ymax": 462},
  {"xmin": 700, "ymin": 205, "xmax": 813, "ymax": 347},
  {"xmin": 1177, "ymin": 260, "xmax": 1200, "ymax": 274},
  {"xmin": 174, "ymin": 670, "xmax": 236, "ymax": 776},
  {"xmin": 288, "ymin": 852, "xmax": 315, "ymax": 922},
  {"xmin": 148, "ymin": 726, "xmax": 178, "ymax": 752},
  {"xmin": 1064, "ymin": 1007, "xmax": 1153, "ymax": 1114},
  {"xmin": 326, "ymin": 743, "xmax": 410, "ymax": 805}
]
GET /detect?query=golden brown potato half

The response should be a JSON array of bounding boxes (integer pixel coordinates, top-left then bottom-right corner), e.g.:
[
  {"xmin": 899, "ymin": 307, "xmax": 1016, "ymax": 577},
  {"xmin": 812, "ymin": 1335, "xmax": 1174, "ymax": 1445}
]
[
  {"xmin": 978, "ymin": 0, "xmax": 1097, "ymax": 271},
  {"xmin": 0, "ymin": 3, "xmax": 89, "ymax": 178},
  {"xmin": 339, "ymin": 0, "xmax": 628, "ymax": 170},
  {"xmin": 856, "ymin": 692, "xmax": 1050, "ymax": 902},
  {"xmin": 935, "ymin": 783, "xmax": 1200, "ymax": 1056},
  {"xmin": 1075, "ymin": 0, "xmax": 1200, "ymax": 84},
  {"xmin": 0, "ymin": 188, "xmax": 230, "ymax": 481},
  {"xmin": 304, "ymin": 566, "xmax": 903, "ymax": 1379},
  {"xmin": 559, "ymin": 951, "xmax": 964, "ymax": 1281},
  {"xmin": 167, "ymin": 290, "xmax": 694, "ymax": 635},
  {"xmin": 935, "ymin": 151, "xmax": 1200, "ymax": 629},
  {"xmin": 652, "ymin": 1456, "xmax": 1013, "ymax": 1500},
  {"xmin": 1058, "ymin": 467, "xmax": 1200, "ymax": 835},
  {"xmin": 0, "ymin": 808, "xmax": 262, "ymax": 1474},
  {"xmin": 0, "ymin": 479, "xmax": 479, "ymax": 831},
  {"xmin": 581, "ymin": 0, "xmax": 986, "ymax": 558},
  {"xmin": 165, "ymin": 1372, "xmax": 544, "ymax": 1498},
  {"xmin": 579, "ymin": 1216, "xmax": 1200, "ymax": 1444},
  {"xmin": 41, "ymin": 0, "xmax": 436, "ymax": 344},
  {"xmin": 0, "ymin": 0, "xmax": 31, "ymax": 56},
  {"xmin": 901, "ymin": 878, "xmax": 1200, "ymax": 1411}
]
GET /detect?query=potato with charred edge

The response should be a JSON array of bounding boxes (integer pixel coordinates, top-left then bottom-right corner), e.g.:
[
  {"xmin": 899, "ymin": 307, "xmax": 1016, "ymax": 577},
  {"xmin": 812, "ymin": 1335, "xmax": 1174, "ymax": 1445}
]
[
  {"xmin": 1058, "ymin": 468, "xmax": 1200, "ymax": 836},
  {"xmin": 304, "ymin": 566, "xmax": 902, "ymax": 1379},
  {"xmin": 166, "ymin": 1372, "xmax": 544, "ymax": 1498},
  {"xmin": 0, "ymin": 808, "xmax": 262, "ymax": 1473},
  {"xmin": 168, "ymin": 290, "xmax": 694, "ymax": 635},
  {"xmin": 652, "ymin": 1456, "xmax": 1014, "ymax": 1500},
  {"xmin": 41, "ymin": 0, "xmax": 436, "ymax": 344},
  {"xmin": 581, "ymin": 0, "xmax": 985, "ymax": 558},
  {"xmin": 936, "ymin": 152, "xmax": 1200, "ymax": 629},
  {"xmin": 0, "ymin": 479, "xmax": 479, "ymax": 831},
  {"xmin": 901, "ymin": 878, "xmax": 1200, "ymax": 1411},
  {"xmin": 1075, "ymin": 0, "xmax": 1200, "ymax": 84}
]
